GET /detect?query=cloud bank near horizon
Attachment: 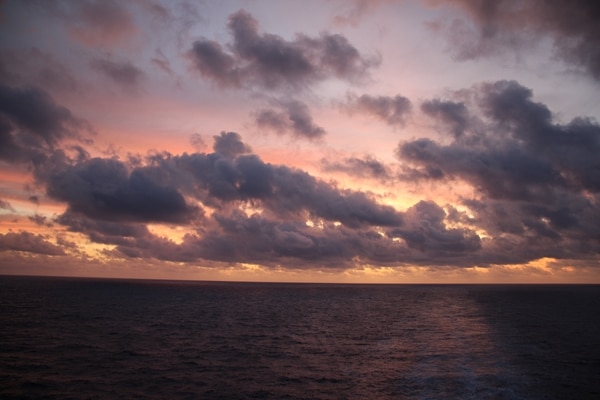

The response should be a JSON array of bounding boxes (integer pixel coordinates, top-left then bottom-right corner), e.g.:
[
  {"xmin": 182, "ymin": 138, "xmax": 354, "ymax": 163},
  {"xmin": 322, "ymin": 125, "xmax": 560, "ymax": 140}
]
[{"xmin": 1, "ymin": 78, "xmax": 598, "ymax": 272}]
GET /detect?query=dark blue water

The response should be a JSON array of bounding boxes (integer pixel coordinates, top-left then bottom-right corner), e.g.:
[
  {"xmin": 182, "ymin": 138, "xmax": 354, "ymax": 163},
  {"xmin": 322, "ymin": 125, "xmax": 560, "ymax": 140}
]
[{"xmin": 1, "ymin": 276, "xmax": 599, "ymax": 399}]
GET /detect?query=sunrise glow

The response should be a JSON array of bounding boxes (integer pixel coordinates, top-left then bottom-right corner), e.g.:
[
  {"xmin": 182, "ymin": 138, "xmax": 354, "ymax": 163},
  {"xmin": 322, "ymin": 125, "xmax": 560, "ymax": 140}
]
[{"xmin": 0, "ymin": 0, "xmax": 599, "ymax": 283}]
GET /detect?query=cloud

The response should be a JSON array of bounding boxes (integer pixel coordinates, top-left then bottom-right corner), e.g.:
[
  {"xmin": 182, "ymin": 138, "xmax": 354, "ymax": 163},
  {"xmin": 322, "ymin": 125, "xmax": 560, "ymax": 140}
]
[
  {"xmin": 0, "ymin": 231, "xmax": 65, "ymax": 256},
  {"xmin": 255, "ymin": 100, "xmax": 326, "ymax": 139},
  {"xmin": 16, "ymin": 101, "xmax": 598, "ymax": 269},
  {"xmin": 397, "ymin": 79, "xmax": 600, "ymax": 263},
  {"xmin": 430, "ymin": 0, "xmax": 600, "ymax": 80},
  {"xmin": 421, "ymin": 99, "xmax": 469, "ymax": 137},
  {"xmin": 189, "ymin": 133, "xmax": 206, "ymax": 151},
  {"xmin": 170, "ymin": 136, "xmax": 403, "ymax": 228},
  {"xmin": 389, "ymin": 200, "xmax": 482, "ymax": 256},
  {"xmin": 37, "ymin": 132, "xmax": 415, "ymax": 267},
  {"xmin": 0, "ymin": 199, "xmax": 14, "ymax": 211},
  {"xmin": 91, "ymin": 58, "xmax": 144, "ymax": 90},
  {"xmin": 401, "ymin": 80, "xmax": 600, "ymax": 197},
  {"xmin": 188, "ymin": 9, "xmax": 379, "ymax": 90},
  {"xmin": 188, "ymin": 40, "xmax": 240, "ymax": 88},
  {"xmin": 321, "ymin": 155, "xmax": 392, "ymax": 181},
  {"xmin": 28, "ymin": 214, "xmax": 50, "ymax": 226},
  {"xmin": 0, "ymin": 84, "xmax": 88, "ymax": 162},
  {"xmin": 28, "ymin": 128, "xmax": 562, "ymax": 269},
  {"xmin": 212, "ymin": 131, "xmax": 252, "ymax": 159},
  {"xmin": 174, "ymin": 211, "xmax": 406, "ymax": 267},
  {"xmin": 36, "ymin": 152, "xmax": 200, "ymax": 224},
  {"xmin": 345, "ymin": 93, "xmax": 412, "ymax": 126}
]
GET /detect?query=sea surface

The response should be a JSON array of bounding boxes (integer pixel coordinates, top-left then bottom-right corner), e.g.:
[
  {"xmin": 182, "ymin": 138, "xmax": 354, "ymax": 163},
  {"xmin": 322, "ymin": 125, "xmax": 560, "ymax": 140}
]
[{"xmin": 0, "ymin": 276, "xmax": 599, "ymax": 399}]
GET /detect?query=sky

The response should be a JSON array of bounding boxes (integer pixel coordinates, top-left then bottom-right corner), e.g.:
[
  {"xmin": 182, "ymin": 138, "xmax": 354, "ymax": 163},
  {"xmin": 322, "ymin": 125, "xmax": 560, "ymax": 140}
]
[{"xmin": 0, "ymin": 0, "xmax": 599, "ymax": 283}]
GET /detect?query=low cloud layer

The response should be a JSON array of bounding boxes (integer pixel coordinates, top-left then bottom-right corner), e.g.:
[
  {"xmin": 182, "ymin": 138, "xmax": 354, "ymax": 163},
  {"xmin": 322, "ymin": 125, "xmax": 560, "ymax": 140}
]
[
  {"xmin": 399, "ymin": 80, "xmax": 600, "ymax": 263},
  {"xmin": 0, "ymin": 231, "xmax": 65, "ymax": 256},
  {"xmin": 1, "ymin": 79, "xmax": 598, "ymax": 271}
]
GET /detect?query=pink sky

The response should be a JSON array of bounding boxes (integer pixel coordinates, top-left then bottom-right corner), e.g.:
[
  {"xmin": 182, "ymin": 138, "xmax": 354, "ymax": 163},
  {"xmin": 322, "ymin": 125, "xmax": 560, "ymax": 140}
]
[{"xmin": 1, "ymin": 0, "xmax": 599, "ymax": 283}]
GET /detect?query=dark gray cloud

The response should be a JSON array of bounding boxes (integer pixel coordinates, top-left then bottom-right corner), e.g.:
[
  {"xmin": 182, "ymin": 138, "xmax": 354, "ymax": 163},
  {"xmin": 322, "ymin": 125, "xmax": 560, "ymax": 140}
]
[
  {"xmin": 0, "ymin": 84, "xmax": 80, "ymax": 147},
  {"xmin": 389, "ymin": 200, "xmax": 481, "ymax": 257},
  {"xmin": 91, "ymin": 58, "xmax": 144, "ymax": 89},
  {"xmin": 36, "ymin": 152, "xmax": 200, "ymax": 224},
  {"xmin": 32, "ymin": 132, "xmax": 424, "ymax": 268},
  {"xmin": 22, "ymin": 100, "xmax": 598, "ymax": 269},
  {"xmin": 212, "ymin": 131, "xmax": 251, "ymax": 159},
  {"xmin": 171, "ymin": 140, "xmax": 403, "ymax": 228},
  {"xmin": 321, "ymin": 155, "xmax": 392, "ymax": 181},
  {"xmin": 255, "ymin": 100, "xmax": 325, "ymax": 139},
  {"xmin": 188, "ymin": 9, "xmax": 378, "ymax": 90},
  {"xmin": 401, "ymin": 80, "xmax": 600, "ymax": 198},
  {"xmin": 397, "ymin": 80, "xmax": 600, "ymax": 263},
  {"xmin": 433, "ymin": 0, "xmax": 600, "ymax": 80},
  {"xmin": 0, "ymin": 84, "xmax": 87, "ymax": 162},
  {"xmin": 0, "ymin": 231, "xmax": 65, "ymax": 256},
  {"xmin": 421, "ymin": 99, "xmax": 469, "ymax": 137},
  {"xmin": 36, "ymin": 126, "xmax": 585, "ymax": 269},
  {"xmin": 346, "ymin": 94, "xmax": 412, "ymax": 126},
  {"xmin": 188, "ymin": 40, "xmax": 240, "ymax": 88},
  {"xmin": 264, "ymin": 165, "xmax": 402, "ymax": 228},
  {"xmin": 180, "ymin": 211, "xmax": 406, "ymax": 268}
]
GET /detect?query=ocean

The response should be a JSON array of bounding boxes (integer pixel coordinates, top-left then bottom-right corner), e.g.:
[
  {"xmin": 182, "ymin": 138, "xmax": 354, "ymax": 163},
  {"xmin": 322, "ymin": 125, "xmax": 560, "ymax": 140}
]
[{"xmin": 0, "ymin": 276, "xmax": 598, "ymax": 399}]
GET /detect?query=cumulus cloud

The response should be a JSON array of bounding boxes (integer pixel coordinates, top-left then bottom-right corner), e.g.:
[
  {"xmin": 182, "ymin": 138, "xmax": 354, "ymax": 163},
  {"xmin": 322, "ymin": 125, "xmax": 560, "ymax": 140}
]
[
  {"xmin": 35, "ymin": 152, "xmax": 200, "ymax": 224},
  {"xmin": 0, "ymin": 84, "xmax": 88, "ymax": 162},
  {"xmin": 33, "ymin": 132, "xmax": 430, "ymax": 267},
  {"xmin": 15, "ymin": 109, "xmax": 596, "ymax": 270},
  {"xmin": 212, "ymin": 131, "xmax": 252, "ymax": 159},
  {"xmin": 397, "ymin": 80, "xmax": 600, "ymax": 263},
  {"xmin": 188, "ymin": 9, "xmax": 379, "ymax": 90},
  {"xmin": 345, "ymin": 93, "xmax": 412, "ymax": 126},
  {"xmin": 430, "ymin": 0, "xmax": 600, "ymax": 80},
  {"xmin": 255, "ymin": 100, "xmax": 325, "ymax": 139},
  {"xmin": 0, "ymin": 231, "xmax": 65, "ymax": 256},
  {"xmin": 421, "ymin": 99, "xmax": 469, "ymax": 137},
  {"xmin": 389, "ymin": 200, "xmax": 481, "ymax": 257}
]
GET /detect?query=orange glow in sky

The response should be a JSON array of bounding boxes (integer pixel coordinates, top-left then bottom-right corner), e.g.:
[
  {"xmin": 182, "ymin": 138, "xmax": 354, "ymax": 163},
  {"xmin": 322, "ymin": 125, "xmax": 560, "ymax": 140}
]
[{"xmin": 0, "ymin": 0, "xmax": 599, "ymax": 283}]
